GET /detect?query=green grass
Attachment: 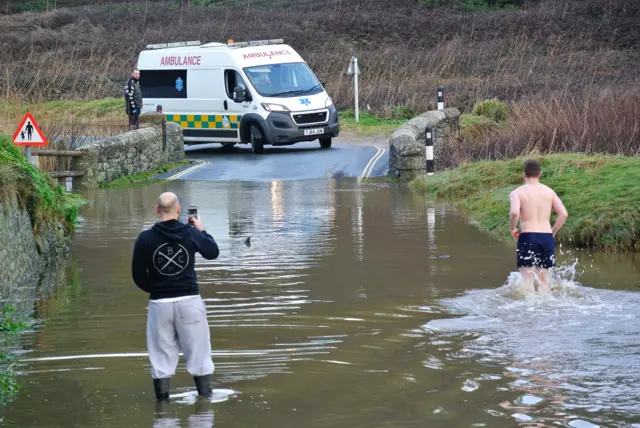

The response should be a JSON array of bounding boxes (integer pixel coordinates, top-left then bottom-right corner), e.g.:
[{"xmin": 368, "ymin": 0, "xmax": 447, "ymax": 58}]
[
  {"xmin": 338, "ymin": 109, "xmax": 408, "ymax": 137},
  {"xmin": 460, "ymin": 113, "xmax": 502, "ymax": 140},
  {"xmin": 0, "ymin": 306, "xmax": 29, "ymax": 334},
  {"xmin": 0, "ymin": 304, "xmax": 32, "ymax": 406},
  {"xmin": 472, "ymin": 99, "xmax": 509, "ymax": 122},
  {"xmin": 99, "ymin": 160, "xmax": 192, "ymax": 188},
  {"xmin": 0, "ymin": 136, "xmax": 84, "ymax": 232},
  {"xmin": 409, "ymin": 154, "xmax": 640, "ymax": 251}
]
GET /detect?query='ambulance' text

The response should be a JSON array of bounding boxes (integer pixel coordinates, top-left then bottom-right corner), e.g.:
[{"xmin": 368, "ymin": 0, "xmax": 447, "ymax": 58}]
[
  {"xmin": 160, "ymin": 56, "xmax": 202, "ymax": 66},
  {"xmin": 243, "ymin": 50, "xmax": 291, "ymax": 59}
]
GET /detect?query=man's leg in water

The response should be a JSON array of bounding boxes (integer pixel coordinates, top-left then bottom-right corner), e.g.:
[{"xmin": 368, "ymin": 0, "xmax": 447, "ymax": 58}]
[
  {"xmin": 535, "ymin": 233, "xmax": 555, "ymax": 293},
  {"xmin": 536, "ymin": 268, "xmax": 551, "ymax": 293},
  {"xmin": 519, "ymin": 267, "xmax": 536, "ymax": 293}
]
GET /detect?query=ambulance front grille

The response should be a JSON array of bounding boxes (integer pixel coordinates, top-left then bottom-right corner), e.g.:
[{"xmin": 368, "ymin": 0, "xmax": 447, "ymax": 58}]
[{"xmin": 292, "ymin": 111, "xmax": 328, "ymax": 126}]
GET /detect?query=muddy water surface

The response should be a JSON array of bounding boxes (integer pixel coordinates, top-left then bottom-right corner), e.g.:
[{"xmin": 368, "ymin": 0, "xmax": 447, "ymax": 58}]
[{"xmin": 2, "ymin": 178, "xmax": 639, "ymax": 427}]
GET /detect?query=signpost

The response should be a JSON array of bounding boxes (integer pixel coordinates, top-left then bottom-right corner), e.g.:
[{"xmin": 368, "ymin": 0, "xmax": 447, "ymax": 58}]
[
  {"xmin": 346, "ymin": 56, "xmax": 360, "ymax": 122},
  {"xmin": 12, "ymin": 112, "xmax": 48, "ymax": 163}
]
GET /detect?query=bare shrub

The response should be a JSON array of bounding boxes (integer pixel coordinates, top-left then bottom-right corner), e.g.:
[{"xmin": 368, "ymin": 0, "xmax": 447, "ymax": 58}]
[
  {"xmin": 438, "ymin": 86, "xmax": 640, "ymax": 169},
  {"xmin": 0, "ymin": 0, "xmax": 638, "ymax": 113}
]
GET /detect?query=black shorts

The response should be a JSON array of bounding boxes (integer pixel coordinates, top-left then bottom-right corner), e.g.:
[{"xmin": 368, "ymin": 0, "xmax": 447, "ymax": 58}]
[{"xmin": 517, "ymin": 232, "xmax": 555, "ymax": 269}]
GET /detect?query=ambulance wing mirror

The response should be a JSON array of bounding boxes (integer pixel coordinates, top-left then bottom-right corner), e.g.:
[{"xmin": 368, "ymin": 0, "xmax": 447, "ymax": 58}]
[{"xmin": 233, "ymin": 85, "xmax": 247, "ymax": 103}]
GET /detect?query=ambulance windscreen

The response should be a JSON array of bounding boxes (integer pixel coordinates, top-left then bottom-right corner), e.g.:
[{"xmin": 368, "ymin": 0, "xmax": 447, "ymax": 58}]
[{"xmin": 243, "ymin": 63, "xmax": 323, "ymax": 98}]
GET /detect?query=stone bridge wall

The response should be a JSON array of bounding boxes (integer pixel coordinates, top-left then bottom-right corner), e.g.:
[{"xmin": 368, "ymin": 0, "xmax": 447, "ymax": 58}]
[
  {"xmin": 388, "ymin": 108, "xmax": 461, "ymax": 180},
  {"xmin": 0, "ymin": 197, "xmax": 70, "ymax": 301},
  {"xmin": 77, "ymin": 122, "xmax": 185, "ymax": 188}
]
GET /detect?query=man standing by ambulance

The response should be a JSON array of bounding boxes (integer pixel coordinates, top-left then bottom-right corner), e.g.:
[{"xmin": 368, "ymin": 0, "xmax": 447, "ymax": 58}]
[
  {"xmin": 124, "ymin": 68, "xmax": 143, "ymax": 130},
  {"xmin": 131, "ymin": 192, "xmax": 219, "ymax": 401}
]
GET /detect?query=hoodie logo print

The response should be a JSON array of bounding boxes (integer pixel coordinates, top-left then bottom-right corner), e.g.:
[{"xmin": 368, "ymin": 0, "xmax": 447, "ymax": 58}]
[{"xmin": 153, "ymin": 243, "xmax": 189, "ymax": 276}]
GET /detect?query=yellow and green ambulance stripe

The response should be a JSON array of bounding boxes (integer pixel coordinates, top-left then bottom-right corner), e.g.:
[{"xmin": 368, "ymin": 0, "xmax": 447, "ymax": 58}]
[{"xmin": 165, "ymin": 114, "xmax": 241, "ymax": 129}]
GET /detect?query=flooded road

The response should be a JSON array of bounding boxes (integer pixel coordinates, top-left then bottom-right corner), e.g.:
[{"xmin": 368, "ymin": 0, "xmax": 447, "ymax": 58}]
[{"xmin": 2, "ymin": 178, "xmax": 639, "ymax": 427}]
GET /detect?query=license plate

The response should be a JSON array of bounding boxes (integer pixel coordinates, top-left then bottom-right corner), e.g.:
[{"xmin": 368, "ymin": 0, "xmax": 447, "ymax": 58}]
[{"xmin": 304, "ymin": 128, "xmax": 324, "ymax": 136}]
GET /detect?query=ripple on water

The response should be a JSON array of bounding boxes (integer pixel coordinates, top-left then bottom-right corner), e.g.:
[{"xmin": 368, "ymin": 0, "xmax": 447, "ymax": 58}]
[
  {"xmin": 517, "ymin": 395, "xmax": 544, "ymax": 406},
  {"xmin": 461, "ymin": 379, "xmax": 479, "ymax": 392},
  {"xmin": 512, "ymin": 413, "xmax": 534, "ymax": 422},
  {"xmin": 568, "ymin": 420, "xmax": 601, "ymax": 428}
]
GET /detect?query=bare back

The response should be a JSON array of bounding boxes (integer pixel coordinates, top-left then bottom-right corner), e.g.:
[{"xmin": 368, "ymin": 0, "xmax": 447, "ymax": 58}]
[{"xmin": 513, "ymin": 183, "xmax": 555, "ymax": 233}]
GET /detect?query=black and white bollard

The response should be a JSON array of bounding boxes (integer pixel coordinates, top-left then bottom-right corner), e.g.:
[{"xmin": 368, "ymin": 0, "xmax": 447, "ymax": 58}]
[
  {"xmin": 157, "ymin": 105, "xmax": 167, "ymax": 151},
  {"xmin": 437, "ymin": 86, "xmax": 444, "ymax": 110},
  {"xmin": 425, "ymin": 125, "xmax": 434, "ymax": 176}
]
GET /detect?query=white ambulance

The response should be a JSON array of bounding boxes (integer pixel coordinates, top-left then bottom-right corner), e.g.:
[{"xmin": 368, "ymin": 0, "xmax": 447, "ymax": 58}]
[{"xmin": 136, "ymin": 38, "xmax": 339, "ymax": 153}]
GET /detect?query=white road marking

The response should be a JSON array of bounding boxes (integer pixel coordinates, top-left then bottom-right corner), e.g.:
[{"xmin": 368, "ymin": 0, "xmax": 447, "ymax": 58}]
[
  {"xmin": 360, "ymin": 147, "xmax": 381, "ymax": 179},
  {"xmin": 360, "ymin": 147, "xmax": 386, "ymax": 179},
  {"xmin": 164, "ymin": 160, "xmax": 209, "ymax": 181}
]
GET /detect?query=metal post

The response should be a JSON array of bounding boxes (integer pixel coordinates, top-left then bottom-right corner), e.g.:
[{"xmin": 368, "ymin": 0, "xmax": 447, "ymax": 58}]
[
  {"xmin": 24, "ymin": 146, "xmax": 32, "ymax": 164},
  {"xmin": 425, "ymin": 125, "xmax": 434, "ymax": 176},
  {"xmin": 437, "ymin": 86, "xmax": 444, "ymax": 110},
  {"xmin": 353, "ymin": 57, "xmax": 359, "ymax": 123}
]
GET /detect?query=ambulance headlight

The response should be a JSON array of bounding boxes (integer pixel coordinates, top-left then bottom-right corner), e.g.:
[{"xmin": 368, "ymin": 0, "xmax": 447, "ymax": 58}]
[
  {"xmin": 261, "ymin": 103, "xmax": 290, "ymax": 112},
  {"xmin": 325, "ymin": 97, "xmax": 333, "ymax": 108}
]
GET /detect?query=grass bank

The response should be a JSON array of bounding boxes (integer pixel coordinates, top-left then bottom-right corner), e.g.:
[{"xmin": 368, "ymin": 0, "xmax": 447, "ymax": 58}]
[
  {"xmin": 0, "ymin": 135, "xmax": 82, "ymax": 232},
  {"xmin": 99, "ymin": 159, "xmax": 192, "ymax": 188},
  {"xmin": 338, "ymin": 109, "xmax": 413, "ymax": 137},
  {"xmin": 409, "ymin": 154, "xmax": 640, "ymax": 251}
]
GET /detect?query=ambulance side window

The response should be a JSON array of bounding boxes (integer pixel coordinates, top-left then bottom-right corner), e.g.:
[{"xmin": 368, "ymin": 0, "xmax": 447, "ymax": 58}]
[
  {"xmin": 139, "ymin": 69, "xmax": 187, "ymax": 99},
  {"xmin": 224, "ymin": 70, "xmax": 250, "ymax": 101}
]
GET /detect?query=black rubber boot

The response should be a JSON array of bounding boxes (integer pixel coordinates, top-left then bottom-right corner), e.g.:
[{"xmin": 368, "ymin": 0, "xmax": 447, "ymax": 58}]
[
  {"xmin": 193, "ymin": 374, "xmax": 212, "ymax": 397},
  {"xmin": 153, "ymin": 378, "xmax": 170, "ymax": 401}
]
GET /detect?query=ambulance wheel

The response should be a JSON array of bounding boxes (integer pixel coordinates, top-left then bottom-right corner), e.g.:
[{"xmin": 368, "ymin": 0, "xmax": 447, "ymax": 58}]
[
  {"xmin": 319, "ymin": 138, "xmax": 332, "ymax": 149},
  {"xmin": 249, "ymin": 124, "xmax": 264, "ymax": 154}
]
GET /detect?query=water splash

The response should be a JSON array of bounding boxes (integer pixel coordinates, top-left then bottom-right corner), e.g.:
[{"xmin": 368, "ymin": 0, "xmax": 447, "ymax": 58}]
[
  {"xmin": 495, "ymin": 259, "xmax": 591, "ymax": 301},
  {"xmin": 422, "ymin": 260, "xmax": 640, "ymax": 425}
]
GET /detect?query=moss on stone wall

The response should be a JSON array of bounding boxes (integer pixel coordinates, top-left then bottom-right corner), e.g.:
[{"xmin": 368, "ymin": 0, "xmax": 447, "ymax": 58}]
[{"xmin": 0, "ymin": 136, "xmax": 81, "ymax": 234}]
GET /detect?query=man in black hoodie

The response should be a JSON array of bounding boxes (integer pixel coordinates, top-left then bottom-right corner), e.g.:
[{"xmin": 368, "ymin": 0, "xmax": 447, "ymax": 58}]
[{"xmin": 132, "ymin": 192, "xmax": 220, "ymax": 401}]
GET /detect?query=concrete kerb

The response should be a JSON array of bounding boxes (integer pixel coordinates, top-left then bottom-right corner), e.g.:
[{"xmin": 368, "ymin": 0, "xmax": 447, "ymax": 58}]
[{"xmin": 388, "ymin": 108, "xmax": 460, "ymax": 180}]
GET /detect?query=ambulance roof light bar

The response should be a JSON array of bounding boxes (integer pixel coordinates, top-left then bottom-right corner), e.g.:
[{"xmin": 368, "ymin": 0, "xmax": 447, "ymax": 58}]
[
  {"xmin": 226, "ymin": 39, "xmax": 284, "ymax": 48},
  {"xmin": 145, "ymin": 41, "xmax": 202, "ymax": 50}
]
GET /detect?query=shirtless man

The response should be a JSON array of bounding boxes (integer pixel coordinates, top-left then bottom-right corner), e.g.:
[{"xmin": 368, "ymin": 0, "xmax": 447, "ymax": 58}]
[{"xmin": 509, "ymin": 160, "xmax": 568, "ymax": 293}]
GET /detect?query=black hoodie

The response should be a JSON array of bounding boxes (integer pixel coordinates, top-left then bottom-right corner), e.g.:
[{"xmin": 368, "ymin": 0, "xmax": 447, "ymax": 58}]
[{"xmin": 131, "ymin": 219, "xmax": 219, "ymax": 300}]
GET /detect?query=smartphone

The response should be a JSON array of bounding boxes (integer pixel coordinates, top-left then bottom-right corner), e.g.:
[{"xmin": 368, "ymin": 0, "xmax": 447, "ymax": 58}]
[{"xmin": 188, "ymin": 205, "xmax": 198, "ymax": 223}]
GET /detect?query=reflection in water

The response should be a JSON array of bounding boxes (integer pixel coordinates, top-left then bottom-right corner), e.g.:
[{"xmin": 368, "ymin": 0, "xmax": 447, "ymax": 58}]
[
  {"xmin": 270, "ymin": 180, "xmax": 284, "ymax": 223},
  {"xmin": 1, "ymin": 179, "xmax": 638, "ymax": 428},
  {"xmin": 154, "ymin": 400, "xmax": 214, "ymax": 428},
  {"xmin": 352, "ymin": 184, "xmax": 364, "ymax": 262},
  {"xmin": 426, "ymin": 206, "xmax": 436, "ymax": 281}
]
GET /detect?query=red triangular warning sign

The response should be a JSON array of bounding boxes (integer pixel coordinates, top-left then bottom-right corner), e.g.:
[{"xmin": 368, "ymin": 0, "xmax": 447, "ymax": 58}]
[{"xmin": 12, "ymin": 113, "xmax": 48, "ymax": 147}]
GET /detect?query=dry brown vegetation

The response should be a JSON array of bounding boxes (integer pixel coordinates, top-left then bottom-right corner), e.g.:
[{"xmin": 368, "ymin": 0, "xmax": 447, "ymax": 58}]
[
  {"xmin": 0, "ymin": 0, "xmax": 638, "ymax": 163},
  {"xmin": 437, "ymin": 86, "xmax": 640, "ymax": 169}
]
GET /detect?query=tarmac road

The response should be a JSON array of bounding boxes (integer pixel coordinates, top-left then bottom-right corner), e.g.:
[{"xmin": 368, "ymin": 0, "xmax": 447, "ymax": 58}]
[{"xmin": 156, "ymin": 137, "xmax": 389, "ymax": 182}]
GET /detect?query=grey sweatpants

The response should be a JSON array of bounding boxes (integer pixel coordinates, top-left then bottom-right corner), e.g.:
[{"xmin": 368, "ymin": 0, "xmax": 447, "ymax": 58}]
[{"xmin": 146, "ymin": 296, "xmax": 214, "ymax": 379}]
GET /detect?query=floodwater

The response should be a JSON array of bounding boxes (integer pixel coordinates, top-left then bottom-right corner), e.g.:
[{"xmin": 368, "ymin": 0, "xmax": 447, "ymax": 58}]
[{"xmin": 2, "ymin": 178, "xmax": 639, "ymax": 427}]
